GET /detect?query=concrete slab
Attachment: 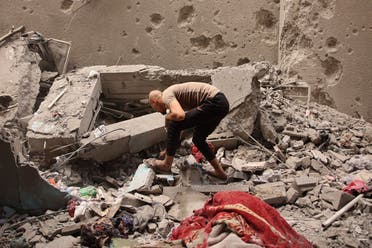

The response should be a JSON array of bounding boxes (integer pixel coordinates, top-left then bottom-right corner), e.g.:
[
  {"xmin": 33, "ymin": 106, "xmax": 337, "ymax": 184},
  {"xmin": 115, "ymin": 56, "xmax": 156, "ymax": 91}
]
[
  {"xmin": 79, "ymin": 112, "xmax": 166, "ymax": 162},
  {"xmin": 207, "ymin": 131, "xmax": 239, "ymax": 150},
  {"xmin": 0, "ymin": 139, "xmax": 67, "ymax": 214},
  {"xmin": 212, "ymin": 64, "xmax": 261, "ymax": 140},
  {"xmin": 27, "ymin": 67, "xmax": 102, "ymax": 156}
]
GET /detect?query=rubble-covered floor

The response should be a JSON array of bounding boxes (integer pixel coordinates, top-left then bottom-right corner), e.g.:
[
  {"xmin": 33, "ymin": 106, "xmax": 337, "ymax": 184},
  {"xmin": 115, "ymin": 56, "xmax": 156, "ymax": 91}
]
[{"xmin": 1, "ymin": 82, "xmax": 371, "ymax": 248}]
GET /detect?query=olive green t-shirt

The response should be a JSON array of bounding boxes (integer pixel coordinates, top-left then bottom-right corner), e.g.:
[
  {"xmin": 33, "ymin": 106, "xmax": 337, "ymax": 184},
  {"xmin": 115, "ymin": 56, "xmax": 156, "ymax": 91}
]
[{"xmin": 162, "ymin": 82, "xmax": 219, "ymax": 110}]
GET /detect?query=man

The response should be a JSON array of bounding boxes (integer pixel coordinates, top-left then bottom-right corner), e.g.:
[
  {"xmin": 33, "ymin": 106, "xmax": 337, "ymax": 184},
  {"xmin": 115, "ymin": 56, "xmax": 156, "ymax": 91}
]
[{"xmin": 148, "ymin": 82, "xmax": 229, "ymax": 179}]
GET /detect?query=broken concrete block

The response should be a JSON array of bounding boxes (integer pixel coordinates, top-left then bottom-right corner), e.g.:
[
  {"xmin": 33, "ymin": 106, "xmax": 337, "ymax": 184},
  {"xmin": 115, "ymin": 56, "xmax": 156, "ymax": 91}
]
[
  {"xmin": 0, "ymin": 39, "xmax": 41, "ymax": 128},
  {"xmin": 0, "ymin": 139, "xmax": 67, "ymax": 213},
  {"xmin": 27, "ymin": 68, "xmax": 102, "ymax": 156},
  {"xmin": 293, "ymin": 176, "xmax": 318, "ymax": 193},
  {"xmin": 127, "ymin": 163, "xmax": 155, "ymax": 192},
  {"xmin": 137, "ymin": 185, "xmax": 163, "ymax": 195},
  {"xmin": 257, "ymin": 110, "xmax": 278, "ymax": 144},
  {"xmin": 254, "ymin": 182, "xmax": 287, "ymax": 206},
  {"xmin": 321, "ymin": 187, "xmax": 355, "ymax": 210},
  {"xmin": 291, "ymin": 140, "xmax": 304, "ymax": 150},
  {"xmin": 212, "ymin": 64, "xmax": 260, "ymax": 141},
  {"xmin": 158, "ymin": 219, "xmax": 175, "ymax": 238},
  {"xmin": 232, "ymin": 157, "xmax": 268, "ymax": 172},
  {"xmin": 287, "ymin": 187, "xmax": 301, "ymax": 204},
  {"xmin": 328, "ymin": 150, "xmax": 349, "ymax": 163},
  {"xmin": 134, "ymin": 193, "xmax": 153, "ymax": 204},
  {"xmin": 79, "ymin": 112, "xmax": 166, "ymax": 162},
  {"xmin": 226, "ymin": 167, "xmax": 249, "ymax": 181},
  {"xmin": 357, "ymin": 198, "xmax": 372, "ymax": 214},
  {"xmin": 147, "ymin": 223, "xmax": 157, "ymax": 233},
  {"xmin": 61, "ymin": 223, "xmax": 83, "ymax": 236},
  {"xmin": 207, "ymin": 131, "xmax": 239, "ymax": 150},
  {"xmin": 282, "ymin": 130, "xmax": 309, "ymax": 141},
  {"xmin": 286, "ymin": 156, "xmax": 311, "ymax": 170},
  {"xmin": 311, "ymin": 150, "xmax": 329, "ymax": 164},
  {"xmin": 260, "ymin": 169, "xmax": 280, "ymax": 183},
  {"xmin": 295, "ymin": 196, "xmax": 313, "ymax": 208},
  {"xmin": 152, "ymin": 195, "xmax": 173, "ymax": 207},
  {"xmin": 310, "ymin": 159, "xmax": 329, "ymax": 174},
  {"xmin": 120, "ymin": 193, "xmax": 145, "ymax": 207}
]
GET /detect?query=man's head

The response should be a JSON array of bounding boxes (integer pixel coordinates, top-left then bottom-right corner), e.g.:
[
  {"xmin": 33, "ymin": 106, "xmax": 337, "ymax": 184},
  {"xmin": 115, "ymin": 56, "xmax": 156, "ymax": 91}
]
[{"xmin": 149, "ymin": 90, "xmax": 167, "ymax": 114}]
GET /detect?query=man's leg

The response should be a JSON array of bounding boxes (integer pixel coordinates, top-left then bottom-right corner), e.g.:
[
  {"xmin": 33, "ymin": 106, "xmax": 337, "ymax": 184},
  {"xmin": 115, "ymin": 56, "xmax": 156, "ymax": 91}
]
[
  {"xmin": 193, "ymin": 123, "xmax": 227, "ymax": 179},
  {"xmin": 151, "ymin": 110, "xmax": 200, "ymax": 171}
]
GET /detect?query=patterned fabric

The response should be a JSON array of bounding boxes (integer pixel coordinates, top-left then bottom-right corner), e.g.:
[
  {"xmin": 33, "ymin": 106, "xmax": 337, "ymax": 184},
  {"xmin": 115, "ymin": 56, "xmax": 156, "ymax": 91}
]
[{"xmin": 171, "ymin": 191, "xmax": 313, "ymax": 248}]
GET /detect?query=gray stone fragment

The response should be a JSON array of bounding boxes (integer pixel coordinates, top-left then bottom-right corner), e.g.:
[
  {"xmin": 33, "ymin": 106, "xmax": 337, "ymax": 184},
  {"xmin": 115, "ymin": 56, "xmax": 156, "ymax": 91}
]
[
  {"xmin": 254, "ymin": 182, "xmax": 287, "ymax": 206},
  {"xmin": 293, "ymin": 176, "xmax": 318, "ymax": 193},
  {"xmin": 321, "ymin": 187, "xmax": 355, "ymax": 210}
]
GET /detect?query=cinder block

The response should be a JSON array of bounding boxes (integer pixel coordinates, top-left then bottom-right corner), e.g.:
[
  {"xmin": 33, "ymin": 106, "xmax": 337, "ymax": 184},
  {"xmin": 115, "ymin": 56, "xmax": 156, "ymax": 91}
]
[
  {"xmin": 321, "ymin": 187, "xmax": 355, "ymax": 210},
  {"xmin": 287, "ymin": 187, "xmax": 301, "ymax": 204},
  {"xmin": 293, "ymin": 176, "xmax": 318, "ymax": 193},
  {"xmin": 254, "ymin": 182, "xmax": 287, "ymax": 206},
  {"xmin": 207, "ymin": 131, "xmax": 239, "ymax": 150}
]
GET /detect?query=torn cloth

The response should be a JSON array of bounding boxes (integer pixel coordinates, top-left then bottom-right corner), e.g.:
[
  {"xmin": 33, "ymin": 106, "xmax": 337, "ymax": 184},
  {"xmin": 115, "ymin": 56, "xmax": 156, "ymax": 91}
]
[
  {"xmin": 343, "ymin": 179, "xmax": 369, "ymax": 194},
  {"xmin": 171, "ymin": 191, "xmax": 312, "ymax": 248}
]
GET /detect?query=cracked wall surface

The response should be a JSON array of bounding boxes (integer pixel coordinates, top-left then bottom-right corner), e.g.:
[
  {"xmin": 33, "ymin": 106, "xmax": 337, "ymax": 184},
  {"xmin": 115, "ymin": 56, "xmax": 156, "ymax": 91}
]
[
  {"xmin": 0, "ymin": 0, "xmax": 279, "ymax": 70},
  {"xmin": 279, "ymin": 0, "xmax": 372, "ymax": 122}
]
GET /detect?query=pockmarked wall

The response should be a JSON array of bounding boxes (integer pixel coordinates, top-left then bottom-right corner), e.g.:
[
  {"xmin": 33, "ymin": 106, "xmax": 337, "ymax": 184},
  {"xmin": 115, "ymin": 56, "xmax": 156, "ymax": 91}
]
[
  {"xmin": 0, "ymin": 0, "xmax": 279, "ymax": 69},
  {"xmin": 1, "ymin": 0, "xmax": 371, "ymax": 122},
  {"xmin": 279, "ymin": 0, "xmax": 372, "ymax": 122}
]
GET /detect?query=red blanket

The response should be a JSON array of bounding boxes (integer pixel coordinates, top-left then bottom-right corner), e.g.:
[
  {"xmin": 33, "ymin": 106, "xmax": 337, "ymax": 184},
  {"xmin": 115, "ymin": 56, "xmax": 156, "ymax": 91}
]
[{"xmin": 171, "ymin": 191, "xmax": 313, "ymax": 248}]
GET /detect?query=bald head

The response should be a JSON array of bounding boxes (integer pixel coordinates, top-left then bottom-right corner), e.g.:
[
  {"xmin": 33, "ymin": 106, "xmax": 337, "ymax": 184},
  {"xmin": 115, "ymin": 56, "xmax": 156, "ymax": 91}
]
[
  {"xmin": 148, "ymin": 90, "xmax": 162, "ymax": 102},
  {"xmin": 148, "ymin": 90, "xmax": 166, "ymax": 113}
]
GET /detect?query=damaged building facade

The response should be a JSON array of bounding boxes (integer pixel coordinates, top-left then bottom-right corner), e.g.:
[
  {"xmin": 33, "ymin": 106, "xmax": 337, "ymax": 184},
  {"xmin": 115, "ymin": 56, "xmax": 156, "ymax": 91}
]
[
  {"xmin": 1, "ymin": 0, "xmax": 371, "ymax": 121},
  {"xmin": 0, "ymin": 0, "xmax": 371, "ymax": 248}
]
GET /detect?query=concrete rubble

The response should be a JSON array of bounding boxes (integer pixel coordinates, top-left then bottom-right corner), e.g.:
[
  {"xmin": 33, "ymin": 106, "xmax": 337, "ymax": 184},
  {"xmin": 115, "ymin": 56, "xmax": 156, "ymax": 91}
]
[{"xmin": 0, "ymin": 34, "xmax": 371, "ymax": 248}]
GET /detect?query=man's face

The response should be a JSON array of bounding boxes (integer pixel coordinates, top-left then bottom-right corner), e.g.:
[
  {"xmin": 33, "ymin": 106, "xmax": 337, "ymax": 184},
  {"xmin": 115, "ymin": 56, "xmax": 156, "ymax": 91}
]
[{"xmin": 150, "ymin": 100, "xmax": 165, "ymax": 114}]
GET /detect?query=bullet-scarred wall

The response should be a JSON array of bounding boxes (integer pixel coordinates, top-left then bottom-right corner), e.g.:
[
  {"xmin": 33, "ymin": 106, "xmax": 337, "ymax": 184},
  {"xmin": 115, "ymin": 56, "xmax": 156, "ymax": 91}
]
[
  {"xmin": 279, "ymin": 0, "xmax": 372, "ymax": 122},
  {"xmin": 0, "ymin": 0, "xmax": 371, "ymax": 122},
  {"xmin": 0, "ymin": 0, "xmax": 279, "ymax": 69}
]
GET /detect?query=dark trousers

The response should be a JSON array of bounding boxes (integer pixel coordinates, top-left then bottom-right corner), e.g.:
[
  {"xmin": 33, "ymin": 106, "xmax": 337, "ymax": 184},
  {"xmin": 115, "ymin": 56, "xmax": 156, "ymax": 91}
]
[{"xmin": 166, "ymin": 92, "xmax": 229, "ymax": 161}]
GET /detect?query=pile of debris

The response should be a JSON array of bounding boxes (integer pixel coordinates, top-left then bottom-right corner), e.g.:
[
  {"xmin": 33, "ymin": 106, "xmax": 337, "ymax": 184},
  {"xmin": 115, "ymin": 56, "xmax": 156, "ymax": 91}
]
[{"xmin": 0, "ymin": 30, "xmax": 371, "ymax": 248}]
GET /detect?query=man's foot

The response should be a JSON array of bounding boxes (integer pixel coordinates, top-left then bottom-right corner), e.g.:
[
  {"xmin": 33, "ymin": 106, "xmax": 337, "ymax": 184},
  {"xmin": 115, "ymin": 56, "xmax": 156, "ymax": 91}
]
[
  {"xmin": 208, "ymin": 158, "xmax": 228, "ymax": 180},
  {"xmin": 145, "ymin": 158, "xmax": 171, "ymax": 173}
]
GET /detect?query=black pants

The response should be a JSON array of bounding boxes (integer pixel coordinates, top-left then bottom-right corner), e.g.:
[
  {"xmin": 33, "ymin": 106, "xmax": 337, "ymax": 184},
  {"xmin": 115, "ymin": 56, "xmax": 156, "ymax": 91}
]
[{"xmin": 166, "ymin": 92, "xmax": 229, "ymax": 161}]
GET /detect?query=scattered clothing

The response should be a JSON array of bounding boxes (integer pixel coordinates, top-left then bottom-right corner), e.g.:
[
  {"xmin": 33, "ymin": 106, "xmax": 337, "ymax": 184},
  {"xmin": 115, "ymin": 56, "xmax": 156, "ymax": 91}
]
[
  {"xmin": 343, "ymin": 179, "xmax": 369, "ymax": 194},
  {"xmin": 171, "ymin": 191, "xmax": 313, "ymax": 248}
]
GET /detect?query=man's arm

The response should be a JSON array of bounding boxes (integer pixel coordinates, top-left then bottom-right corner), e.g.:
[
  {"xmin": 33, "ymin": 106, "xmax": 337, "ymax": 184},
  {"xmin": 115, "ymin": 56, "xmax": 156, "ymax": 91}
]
[{"xmin": 165, "ymin": 99, "xmax": 185, "ymax": 121}]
